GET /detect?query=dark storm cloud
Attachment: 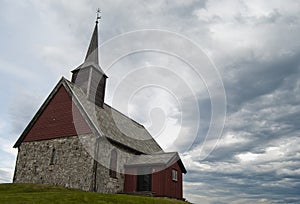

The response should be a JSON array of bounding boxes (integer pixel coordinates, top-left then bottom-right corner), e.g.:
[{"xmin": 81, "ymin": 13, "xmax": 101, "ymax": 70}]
[
  {"xmin": 224, "ymin": 51, "xmax": 300, "ymax": 113},
  {"xmin": 185, "ymin": 162, "xmax": 300, "ymax": 203},
  {"xmin": 178, "ymin": 50, "xmax": 300, "ymax": 157},
  {"xmin": 197, "ymin": 48, "xmax": 300, "ymax": 159},
  {"xmin": 182, "ymin": 12, "xmax": 300, "ymax": 200}
]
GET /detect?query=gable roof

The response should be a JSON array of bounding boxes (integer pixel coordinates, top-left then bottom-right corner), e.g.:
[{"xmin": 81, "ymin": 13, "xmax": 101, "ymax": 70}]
[
  {"xmin": 13, "ymin": 78, "xmax": 69, "ymax": 148},
  {"xmin": 125, "ymin": 152, "xmax": 187, "ymax": 174},
  {"xmin": 64, "ymin": 78, "xmax": 163, "ymax": 154},
  {"xmin": 14, "ymin": 77, "xmax": 163, "ymax": 155}
]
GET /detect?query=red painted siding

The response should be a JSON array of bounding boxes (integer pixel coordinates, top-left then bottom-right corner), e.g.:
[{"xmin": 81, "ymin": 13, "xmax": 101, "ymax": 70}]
[
  {"xmin": 124, "ymin": 168, "xmax": 137, "ymax": 192},
  {"xmin": 23, "ymin": 85, "xmax": 92, "ymax": 142},
  {"xmin": 152, "ymin": 166, "xmax": 166, "ymax": 196},
  {"xmin": 163, "ymin": 162, "xmax": 183, "ymax": 199}
]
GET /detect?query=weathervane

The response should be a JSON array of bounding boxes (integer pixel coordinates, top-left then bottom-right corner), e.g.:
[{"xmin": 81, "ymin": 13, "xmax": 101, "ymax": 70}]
[{"xmin": 96, "ymin": 8, "xmax": 101, "ymax": 23}]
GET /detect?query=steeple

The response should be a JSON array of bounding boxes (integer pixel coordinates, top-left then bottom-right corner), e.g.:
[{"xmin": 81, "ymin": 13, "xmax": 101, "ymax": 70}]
[
  {"xmin": 84, "ymin": 22, "xmax": 99, "ymax": 65},
  {"xmin": 71, "ymin": 12, "xmax": 107, "ymax": 108}
]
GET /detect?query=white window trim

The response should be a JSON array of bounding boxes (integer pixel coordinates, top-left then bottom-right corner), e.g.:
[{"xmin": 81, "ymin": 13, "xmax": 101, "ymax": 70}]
[{"xmin": 172, "ymin": 169, "xmax": 178, "ymax": 181}]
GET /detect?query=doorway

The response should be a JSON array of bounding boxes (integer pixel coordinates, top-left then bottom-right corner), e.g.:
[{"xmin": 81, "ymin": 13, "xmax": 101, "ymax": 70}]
[{"xmin": 136, "ymin": 168, "xmax": 152, "ymax": 191}]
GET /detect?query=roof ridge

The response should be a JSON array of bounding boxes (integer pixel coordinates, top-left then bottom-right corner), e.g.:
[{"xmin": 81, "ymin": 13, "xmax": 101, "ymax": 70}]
[{"xmin": 63, "ymin": 79, "xmax": 105, "ymax": 137}]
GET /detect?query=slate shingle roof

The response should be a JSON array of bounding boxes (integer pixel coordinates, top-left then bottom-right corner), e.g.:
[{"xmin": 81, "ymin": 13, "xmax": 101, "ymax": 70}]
[
  {"xmin": 64, "ymin": 79, "xmax": 163, "ymax": 154},
  {"xmin": 125, "ymin": 152, "xmax": 187, "ymax": 173},
  {"xmin": 125, "ymin": 152, "xmax": 177, "ymax": 166}
]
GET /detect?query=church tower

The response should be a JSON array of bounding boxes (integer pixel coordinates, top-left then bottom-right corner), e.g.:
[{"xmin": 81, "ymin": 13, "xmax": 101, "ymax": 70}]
[{"xmin": 71, "ymin": 18, "xmax": 107, "ymax": 108}]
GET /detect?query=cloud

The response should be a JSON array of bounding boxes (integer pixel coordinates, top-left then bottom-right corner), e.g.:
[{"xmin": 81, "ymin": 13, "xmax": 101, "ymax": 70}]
[
  {"xmin": 182, "ymin": 67, "xmax": 300, "ymax": 202},
  {"xmin": 179, "ymin": 1, "xmax": 300, "ymax": 202},
  {"xmin": 0, "ymin": 168, "xmax": 13, "ymax": 183},
  {"xmin": 1, "ymin": 0, "xmax": 300, "ymax": 203}
]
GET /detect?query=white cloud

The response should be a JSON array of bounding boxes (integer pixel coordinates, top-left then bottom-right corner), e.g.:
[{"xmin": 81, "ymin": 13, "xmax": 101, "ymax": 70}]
[
  {"xmin": 0, "ymin": 138, "xmax": 17, "ymax": 157},
  {"xmin": 0, "ymin": 168, "xmax": 13, "ymax": 183}
]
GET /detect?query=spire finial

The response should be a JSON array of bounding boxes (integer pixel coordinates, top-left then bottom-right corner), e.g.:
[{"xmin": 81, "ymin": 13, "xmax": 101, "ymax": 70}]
[{"xmin": 96, "ymin": 8, "xmax": 101, "ymax": 24}]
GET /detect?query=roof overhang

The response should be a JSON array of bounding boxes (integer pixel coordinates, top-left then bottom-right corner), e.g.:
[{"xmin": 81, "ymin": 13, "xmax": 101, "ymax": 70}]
[{"xmin": 124, "ymin": 153, "xmax": 187, "ymax": 174}]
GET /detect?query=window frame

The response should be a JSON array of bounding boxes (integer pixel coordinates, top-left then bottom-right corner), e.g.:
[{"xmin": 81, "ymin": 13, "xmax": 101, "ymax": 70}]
[{"xmin": 172, "ymin": 169, "xmax": 178, "ymax": 181}]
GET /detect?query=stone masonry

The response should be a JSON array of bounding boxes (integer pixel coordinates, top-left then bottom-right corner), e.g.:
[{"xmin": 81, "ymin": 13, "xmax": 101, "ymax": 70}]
[
  {"xmin": 14, "ymin": 134, "xmax": 95, "ymax": 191},
  {"xmin": 13, "ymin": 133, "xmax": 136, "ymax": 193}
]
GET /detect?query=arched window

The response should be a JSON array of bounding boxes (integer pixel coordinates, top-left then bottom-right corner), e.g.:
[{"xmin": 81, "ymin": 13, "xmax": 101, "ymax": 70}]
[{"xmin": 109, "ymin": 149, "xmax": 117, "ymax": 178}]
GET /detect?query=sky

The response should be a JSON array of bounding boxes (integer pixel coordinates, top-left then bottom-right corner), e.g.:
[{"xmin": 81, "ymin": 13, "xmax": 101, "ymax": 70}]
[{"xmin": 1, "ymin": 0, "xmax": 300, "ymax": 203}]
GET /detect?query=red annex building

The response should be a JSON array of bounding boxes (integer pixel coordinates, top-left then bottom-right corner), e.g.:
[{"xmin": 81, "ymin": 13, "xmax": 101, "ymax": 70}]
[{"xmin": 124, "ymin": 153, "xmax": 186, "ymax": 199}]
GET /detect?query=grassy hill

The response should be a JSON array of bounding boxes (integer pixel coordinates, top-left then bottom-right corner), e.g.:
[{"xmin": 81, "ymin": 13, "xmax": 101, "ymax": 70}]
[{"xmin": 0, "ymin": 183, "xmax": 189, "ymax": 204}]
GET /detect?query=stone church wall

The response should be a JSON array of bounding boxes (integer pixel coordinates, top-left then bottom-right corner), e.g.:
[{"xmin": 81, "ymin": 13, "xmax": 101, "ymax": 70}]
[
  {"xmin": 13, "ymin": 134, "xmax": 95, "ymax": 191},
  {"xmin": 13, "ymin": 133, "xmax": 137, "ymax": 193}
]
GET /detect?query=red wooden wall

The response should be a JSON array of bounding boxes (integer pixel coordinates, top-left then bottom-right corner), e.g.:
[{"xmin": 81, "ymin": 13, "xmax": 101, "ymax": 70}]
[
  {"xmin": 124, "ymin": 168, "xmax": 137, "ymax": 192},
  {"xmin": 152, "ymin": 166, "xmax": 166, "ymax": 197},
  {"xmin": 23, "ymin": 85, "xmax": 92, "ymax": 142},
  {"xmin": 163, "ymin": 162, "xmax": 183, "ymax": 199}
]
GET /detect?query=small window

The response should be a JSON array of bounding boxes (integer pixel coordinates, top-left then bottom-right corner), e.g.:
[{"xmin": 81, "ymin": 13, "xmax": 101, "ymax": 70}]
[
  {"xmin": 33, "ymin": 166, "xmax": 38, "ymax": 175},
  {"xmin": 172, "ymin": 169, "xmax": 178, "ymax": 181},
  {"xmin": 109, "ymin": 149, "xmax": 117, "ymax": 178},
  {"xmin": 50, "ymin": 148, "xmax": 56, "ymax": 165}
]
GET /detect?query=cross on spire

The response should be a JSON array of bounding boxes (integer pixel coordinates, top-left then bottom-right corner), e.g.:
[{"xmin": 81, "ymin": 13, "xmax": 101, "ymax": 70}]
[{"xmin": 96, "ymin": 8, "xmax": 101, "ymax": 23}]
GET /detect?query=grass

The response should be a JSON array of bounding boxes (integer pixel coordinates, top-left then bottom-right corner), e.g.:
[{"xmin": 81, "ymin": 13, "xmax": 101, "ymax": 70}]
[{"xmin": 0, "ymin": 183, "xmax": 188, "ymax": 204}]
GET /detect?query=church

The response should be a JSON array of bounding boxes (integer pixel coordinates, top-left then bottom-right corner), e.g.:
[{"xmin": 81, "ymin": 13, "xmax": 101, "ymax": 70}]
[{"xmin": 13, "ymin": 18, "xmax": 186, "ymax": 200}]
